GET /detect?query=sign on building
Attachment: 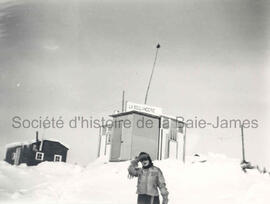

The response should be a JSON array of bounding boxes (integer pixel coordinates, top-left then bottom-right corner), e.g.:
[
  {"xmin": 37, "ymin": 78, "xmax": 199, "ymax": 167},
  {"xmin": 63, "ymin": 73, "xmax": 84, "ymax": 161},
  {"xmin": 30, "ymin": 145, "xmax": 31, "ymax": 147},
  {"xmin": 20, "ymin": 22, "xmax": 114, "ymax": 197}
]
[{"xmin": 126, "ymin": 101, "xmax": 162, "ymax": 116}]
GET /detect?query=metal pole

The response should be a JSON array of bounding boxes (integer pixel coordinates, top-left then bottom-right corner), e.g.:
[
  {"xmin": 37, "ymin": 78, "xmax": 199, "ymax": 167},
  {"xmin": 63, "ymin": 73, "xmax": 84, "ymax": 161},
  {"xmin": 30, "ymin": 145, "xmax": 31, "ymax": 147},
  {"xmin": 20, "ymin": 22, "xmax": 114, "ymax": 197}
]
[
  {"xmin": 122, "ymin": 90, "xmax": 125, "ymax": 112},
  {"xmin": 144, "ymin": 44, "xmax": 161, "ymax": 104},
  {"xmin": 241, "ymin": 124, "xmax": 246, "ymax": 162},
  {"xmin": 182, "ymin": 124, "xmax": 187, "ymax": 163}
]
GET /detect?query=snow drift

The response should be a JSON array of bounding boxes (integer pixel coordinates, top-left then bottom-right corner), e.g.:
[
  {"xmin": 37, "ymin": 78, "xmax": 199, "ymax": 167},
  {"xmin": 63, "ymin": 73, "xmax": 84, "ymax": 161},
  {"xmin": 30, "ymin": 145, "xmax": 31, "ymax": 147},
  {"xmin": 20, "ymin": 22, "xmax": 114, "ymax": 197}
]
[{"xmin": 0, "ymin": 153, "xmax": 269, "ymax": 204}]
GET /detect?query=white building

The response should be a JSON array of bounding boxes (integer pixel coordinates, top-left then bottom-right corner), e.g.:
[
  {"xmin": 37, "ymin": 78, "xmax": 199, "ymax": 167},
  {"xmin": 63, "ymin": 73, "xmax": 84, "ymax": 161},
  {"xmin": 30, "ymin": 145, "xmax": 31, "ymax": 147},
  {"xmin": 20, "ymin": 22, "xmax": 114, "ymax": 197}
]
[{"xmin": 97, "ymin": 102, "xmax": 186, "ymax": 161}]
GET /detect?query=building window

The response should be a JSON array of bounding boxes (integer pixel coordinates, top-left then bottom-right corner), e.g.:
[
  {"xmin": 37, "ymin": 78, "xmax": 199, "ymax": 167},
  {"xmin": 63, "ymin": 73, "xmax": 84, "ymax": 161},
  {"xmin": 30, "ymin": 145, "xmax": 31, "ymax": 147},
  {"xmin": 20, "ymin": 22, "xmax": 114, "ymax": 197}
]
[
  {"xmin": 35, "ymin": 152, "xmax": 44, "ymax": 161},
  {"xmin": 170, "ymin": 131, "xmax": 177, "ymax": 141},
  {"xmin": 32, "ymin": 144, "xmax": 38, "ymax": 151},
  {"xmin": 107, "ymin": 125, "xmax": 112, "ymax": 132},
  {"xmin": 106, "ymin": 134, "xmax": 111, "ymax": 144},
  {"xmin": 177, "ymin": 122, "xmax": 184, "ymax": 133},
  {"xmin": 102, "ymin": 126, "xmax": 107, "ymax": 135},
  {"xmin": 54, "ymin": 154, "xmax": 62, "ymax": 162},
  {"xmin": 12, "ymin": 152, "xmax": 16, "ymax": 160}
]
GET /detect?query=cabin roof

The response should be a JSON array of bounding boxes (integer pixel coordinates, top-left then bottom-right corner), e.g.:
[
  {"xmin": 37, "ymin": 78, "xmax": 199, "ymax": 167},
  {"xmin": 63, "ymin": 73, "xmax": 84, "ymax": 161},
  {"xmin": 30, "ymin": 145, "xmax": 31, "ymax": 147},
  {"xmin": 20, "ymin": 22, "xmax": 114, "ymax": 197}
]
[
  {"xmin": 43, "ymin": 138, "xmax": 69, "ymax": 149},
  {"xmin": 110, "ymin": 110, "xmax": 185, "ymax": 124},
  {"xmin": 5, "ymin": 140, "xmax": 37, "ymax": 149},
  {"xmin": 110, "ymin": 110, "xmax": 161, "ymax": 119},
  {"xmin": 5, "ymin": 139, "xmax": 69, "ymax": 150}
]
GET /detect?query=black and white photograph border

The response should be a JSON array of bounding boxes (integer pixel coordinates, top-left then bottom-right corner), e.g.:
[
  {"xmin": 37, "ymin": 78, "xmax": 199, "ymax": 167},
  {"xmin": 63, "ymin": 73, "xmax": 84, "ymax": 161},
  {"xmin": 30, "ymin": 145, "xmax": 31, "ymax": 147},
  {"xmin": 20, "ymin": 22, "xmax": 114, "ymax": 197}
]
[{"xmin": 0, "ymin": 0, "xmax": 269, "ymax": 204}]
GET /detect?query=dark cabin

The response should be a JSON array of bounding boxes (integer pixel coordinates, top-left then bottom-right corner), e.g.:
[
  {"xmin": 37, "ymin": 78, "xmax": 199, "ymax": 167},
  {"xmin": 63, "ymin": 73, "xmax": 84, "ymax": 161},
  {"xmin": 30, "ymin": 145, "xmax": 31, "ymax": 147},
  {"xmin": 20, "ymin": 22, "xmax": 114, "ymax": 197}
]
[{"xmin": 4, "ymin": 131, "xmax": 69, "ymax": 166}]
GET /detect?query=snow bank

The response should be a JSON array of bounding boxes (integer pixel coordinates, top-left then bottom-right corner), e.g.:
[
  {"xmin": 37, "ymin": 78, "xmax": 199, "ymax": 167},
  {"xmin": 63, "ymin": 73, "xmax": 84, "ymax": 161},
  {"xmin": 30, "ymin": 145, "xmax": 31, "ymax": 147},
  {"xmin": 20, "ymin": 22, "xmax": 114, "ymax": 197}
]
[{"xmin": 0, "ymin": 154, "xmax": 269, "ymax": 204}]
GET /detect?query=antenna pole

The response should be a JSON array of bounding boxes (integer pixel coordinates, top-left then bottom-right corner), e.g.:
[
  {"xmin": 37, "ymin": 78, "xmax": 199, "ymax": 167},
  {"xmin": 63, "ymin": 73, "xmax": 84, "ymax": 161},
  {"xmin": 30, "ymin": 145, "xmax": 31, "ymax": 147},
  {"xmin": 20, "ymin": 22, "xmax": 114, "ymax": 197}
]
[{"xmin": 144, "ymin": 44, "xmax": 161, "ymax": 104}]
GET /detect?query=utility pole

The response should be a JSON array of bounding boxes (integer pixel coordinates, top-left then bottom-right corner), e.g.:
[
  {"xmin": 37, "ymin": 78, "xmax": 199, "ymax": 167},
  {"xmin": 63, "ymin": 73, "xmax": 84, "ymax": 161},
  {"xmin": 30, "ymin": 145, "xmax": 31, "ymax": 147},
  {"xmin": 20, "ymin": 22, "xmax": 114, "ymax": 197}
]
[
  {"xmin": 241, "ymin": 124, "xmax": 246, "ymax": 162},
  {"xmin": 122, "ymin": 90, "xmax": 125, "ymax": 112},
  {"xmin": 97, "ymin": 126, "xmax": 101, "ymax": 158},
  {"xmin": 144, "ymin": 44, "xmax": 161, "ymax": 104}
]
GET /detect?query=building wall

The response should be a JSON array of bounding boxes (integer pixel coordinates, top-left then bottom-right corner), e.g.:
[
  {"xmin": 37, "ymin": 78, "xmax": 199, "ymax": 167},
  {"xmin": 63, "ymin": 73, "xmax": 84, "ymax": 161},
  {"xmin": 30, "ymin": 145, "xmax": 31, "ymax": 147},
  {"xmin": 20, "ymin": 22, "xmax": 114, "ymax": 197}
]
[
  {"xmin": 5, "ymin": 144, "xmax": 38, "ymax": 165},
  {"xmin": 110, "ymin": 113, "xmax": 160, "ymax": 161},
  {"xmin": 160, "ymin": 128, "xmax": 169, "ymax": 160},
  {"xmin": 99, "ymin": 135, "xmax": 107, "ymax": 157},
  {"xmin": 169, "ymin": 119, "xmax": 178, "ymax": 159},
  {"xmin": 110, "ymin": 114, "xmax": 132, "ymax": 161},
  {"xmin": 21, "ymin": 144, "xmax": 38, "ymax": 165},
  {"xmin": 5, "ymin": 141, "xmax": 68, "ymax": 166},
  {"xmin": 131, "ymin": 114, "xmax": 160, "ymax": 160},
  {"xmin": 42, "ymin": 141, "xmax": 68, "ymax": 162},
  {"xmin": 107, "ymin": 112, "xmax": 186, "ymax": 162},
  {"xmin": 160, "ymin": 117, "xmax": 185, "ymax": 160},
  {"xmin": 5, "ymin": 147, "xmax": 17, "ymax": 165},
  {"xmin": 98, "ymin": 125, "xmax": 113, "ymax": 159}
]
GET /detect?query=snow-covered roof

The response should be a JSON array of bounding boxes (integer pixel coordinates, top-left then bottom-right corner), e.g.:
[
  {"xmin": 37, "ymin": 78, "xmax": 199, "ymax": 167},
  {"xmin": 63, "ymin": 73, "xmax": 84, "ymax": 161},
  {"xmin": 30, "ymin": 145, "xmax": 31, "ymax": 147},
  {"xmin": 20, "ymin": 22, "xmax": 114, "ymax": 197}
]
[
  {"xmin": 5, "ymin": 138, "xmax": 70, "ymax": 150},
  {"xmin": 5, "ymin": 140, "xmax": 36, "ymax": 149}
]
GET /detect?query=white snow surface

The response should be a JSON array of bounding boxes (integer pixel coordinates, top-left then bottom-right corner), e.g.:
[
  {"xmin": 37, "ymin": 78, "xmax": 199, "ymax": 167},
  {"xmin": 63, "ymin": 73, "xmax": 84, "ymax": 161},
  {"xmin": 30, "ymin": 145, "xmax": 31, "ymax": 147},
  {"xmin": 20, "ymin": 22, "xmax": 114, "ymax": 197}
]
[
  {"xmin": 0, "ymin": 153, "xmax": 269, "ymax": 204},
  {"xmin": 5, "ymin": 139, "xmax": 69, "ymax": 150}
]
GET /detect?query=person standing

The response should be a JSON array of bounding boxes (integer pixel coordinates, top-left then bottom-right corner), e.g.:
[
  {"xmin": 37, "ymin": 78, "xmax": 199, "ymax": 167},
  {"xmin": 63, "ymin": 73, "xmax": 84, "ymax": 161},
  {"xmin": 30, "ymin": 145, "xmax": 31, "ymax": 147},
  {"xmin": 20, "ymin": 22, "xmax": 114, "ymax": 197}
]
[{"xmin": 128, "ymin": 152, "xmax": 169, "ymax": 204}]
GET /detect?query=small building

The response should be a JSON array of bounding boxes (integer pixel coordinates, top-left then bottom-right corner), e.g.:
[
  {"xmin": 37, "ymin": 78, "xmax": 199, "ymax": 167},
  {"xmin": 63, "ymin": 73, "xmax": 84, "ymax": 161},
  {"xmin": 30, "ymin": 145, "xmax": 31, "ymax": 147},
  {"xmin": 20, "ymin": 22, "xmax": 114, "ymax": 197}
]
[
  {"xmin": 5, "ymin": 132, "xmax": 69, "ymax": 166},
  {"xmin": 98, "ymin": 102, "xmax": 186, "ymax": 162}
]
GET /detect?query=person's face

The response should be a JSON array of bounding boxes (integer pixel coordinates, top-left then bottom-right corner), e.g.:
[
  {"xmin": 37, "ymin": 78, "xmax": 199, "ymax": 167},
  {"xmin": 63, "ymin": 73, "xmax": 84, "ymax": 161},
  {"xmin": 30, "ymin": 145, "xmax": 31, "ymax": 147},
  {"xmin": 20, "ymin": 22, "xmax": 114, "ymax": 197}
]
[{"xmin": 140, "ymin": 159, "xmax": 150, "ymax": 167}]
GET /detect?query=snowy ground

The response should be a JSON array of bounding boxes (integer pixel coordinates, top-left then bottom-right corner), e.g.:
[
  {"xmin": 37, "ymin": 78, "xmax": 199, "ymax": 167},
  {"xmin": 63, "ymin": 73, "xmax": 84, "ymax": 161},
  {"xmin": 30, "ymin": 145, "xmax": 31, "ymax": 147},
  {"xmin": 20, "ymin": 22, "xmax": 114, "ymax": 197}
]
[{"xmin": 0, "ymin": 154, "xmax": 269, "ymax": 204}]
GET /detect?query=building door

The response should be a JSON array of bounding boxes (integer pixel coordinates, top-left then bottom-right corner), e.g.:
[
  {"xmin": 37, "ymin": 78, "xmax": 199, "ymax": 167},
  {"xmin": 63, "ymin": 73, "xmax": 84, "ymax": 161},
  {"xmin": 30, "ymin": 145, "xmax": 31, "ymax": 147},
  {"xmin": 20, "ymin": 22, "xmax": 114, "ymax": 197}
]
[
  {"xmin": 119, "ymin": 124, "xmax": 132, "ymax": 160},
  {"xmin": 14, "ymin": 147, "xmax": 21, "ymax": 165}
]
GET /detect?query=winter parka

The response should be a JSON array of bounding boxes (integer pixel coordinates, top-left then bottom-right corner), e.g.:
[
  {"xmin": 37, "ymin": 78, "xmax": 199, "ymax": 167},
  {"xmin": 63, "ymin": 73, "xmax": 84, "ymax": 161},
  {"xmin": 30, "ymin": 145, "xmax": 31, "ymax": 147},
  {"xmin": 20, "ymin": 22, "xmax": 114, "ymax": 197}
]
[{"xmin": 128, "ymin": 159, "xmax": 169, "ymax": 199}]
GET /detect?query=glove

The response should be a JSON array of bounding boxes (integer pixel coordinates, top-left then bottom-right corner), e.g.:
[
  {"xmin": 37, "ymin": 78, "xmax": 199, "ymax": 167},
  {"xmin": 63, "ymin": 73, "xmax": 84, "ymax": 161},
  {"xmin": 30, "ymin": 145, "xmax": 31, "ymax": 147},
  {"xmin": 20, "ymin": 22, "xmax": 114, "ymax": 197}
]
[
  {"xmin": 162, "ymin": 197, "xmax": 168, "ymax": 204},
  {"xmin": 134, "ymin": 156, "xmax": 140, "ymax": 163},
  {"xmin": 162, "ymin": 195, "xmax": 169, "ymax": 204}
]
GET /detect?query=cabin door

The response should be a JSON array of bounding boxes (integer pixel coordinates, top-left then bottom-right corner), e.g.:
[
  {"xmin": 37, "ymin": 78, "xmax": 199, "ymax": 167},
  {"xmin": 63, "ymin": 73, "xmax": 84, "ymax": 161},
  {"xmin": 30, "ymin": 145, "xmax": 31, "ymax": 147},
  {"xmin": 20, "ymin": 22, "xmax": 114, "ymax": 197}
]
[
  {"xmin": 119, "ymin": 126, "xmax": 131, "ymax": 161},
  {"xmin": 14, "ymin": 147, "xmax": 21, "ymax": 165}
]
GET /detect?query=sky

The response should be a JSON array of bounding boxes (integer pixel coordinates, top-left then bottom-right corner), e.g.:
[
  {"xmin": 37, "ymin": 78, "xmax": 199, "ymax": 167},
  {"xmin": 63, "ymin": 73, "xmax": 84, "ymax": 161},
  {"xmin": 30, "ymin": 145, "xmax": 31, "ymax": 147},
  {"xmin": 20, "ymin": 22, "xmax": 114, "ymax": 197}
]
[{"xmin": 0, "ymin": 0, "xmax": 269, "ymax": 166}]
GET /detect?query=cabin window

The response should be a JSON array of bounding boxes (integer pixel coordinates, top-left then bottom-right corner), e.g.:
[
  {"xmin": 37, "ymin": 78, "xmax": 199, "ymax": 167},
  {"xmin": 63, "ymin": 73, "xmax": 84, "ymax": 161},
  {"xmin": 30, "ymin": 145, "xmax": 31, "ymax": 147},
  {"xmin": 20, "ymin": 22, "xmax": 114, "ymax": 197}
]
[
  {"xmin": 177, "ymin": 122, "xmax": 184, "ymax": 133},
  {"xmin": 102, "ymin": 126, "xmax": 107, "ymax": 135},
  {"xmin": 106, "ymin": 134, "xmax": 111, "ymax": 144},
  {"xmin": 54, "ymin": 154, "xmax": 62, "ymax": 162},
  {"xmin": 107, "ymin": 125, "xmax": 112, "ymax": 132},
  {"xmin": 35, "ymin": 152, "xmax": 44, "ymax": 161},
  {"xmin": 12, "ymin": 152, "xmax": 16, "ymax": 160},
  {"xmin": 169, "ymin": 131, "xmax": 177, "ymax": 141},
  {"xmin": 33, "ymin": 144, "xmax": 38, "ymax": 151}
]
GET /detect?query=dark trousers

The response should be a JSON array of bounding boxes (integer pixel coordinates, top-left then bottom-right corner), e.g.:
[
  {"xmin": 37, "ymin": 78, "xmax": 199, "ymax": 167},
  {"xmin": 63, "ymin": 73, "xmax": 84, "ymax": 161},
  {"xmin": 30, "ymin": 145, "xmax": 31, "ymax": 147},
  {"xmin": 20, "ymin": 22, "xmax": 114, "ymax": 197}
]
[{"xmin": 137, "ymin": 194, "xmax": 160, "ymax": 204}]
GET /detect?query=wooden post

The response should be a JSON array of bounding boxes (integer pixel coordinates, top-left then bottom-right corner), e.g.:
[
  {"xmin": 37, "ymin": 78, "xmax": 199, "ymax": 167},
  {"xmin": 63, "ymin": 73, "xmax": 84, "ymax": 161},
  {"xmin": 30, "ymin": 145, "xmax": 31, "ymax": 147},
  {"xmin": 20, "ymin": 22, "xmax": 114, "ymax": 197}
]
[
  {"xmin": 97, "ymin": 126, "xmax": 102, "ymax": 158},
  {"xmin": 241, "ymin": 124, "xmax": 246, "ymax": 162}
]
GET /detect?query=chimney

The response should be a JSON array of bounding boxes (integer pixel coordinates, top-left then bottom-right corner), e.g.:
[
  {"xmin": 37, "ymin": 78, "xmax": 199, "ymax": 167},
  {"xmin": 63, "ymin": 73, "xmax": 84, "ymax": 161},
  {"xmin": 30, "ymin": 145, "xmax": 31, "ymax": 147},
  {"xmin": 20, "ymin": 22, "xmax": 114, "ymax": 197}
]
[{"xmin": 36, "ymin": 131, "xmax": 39, "ymax": 142}]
